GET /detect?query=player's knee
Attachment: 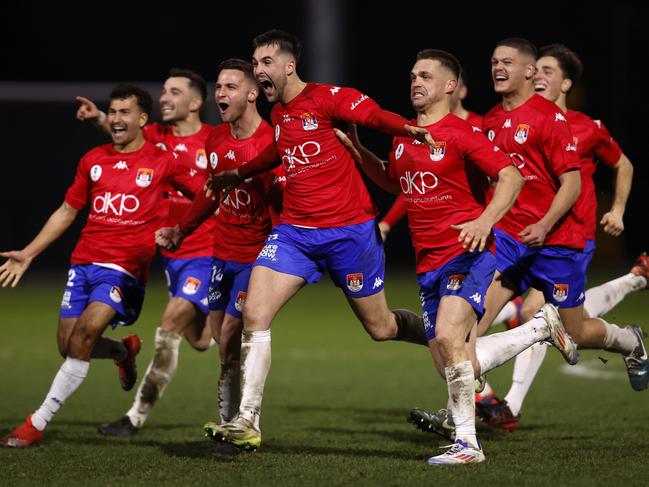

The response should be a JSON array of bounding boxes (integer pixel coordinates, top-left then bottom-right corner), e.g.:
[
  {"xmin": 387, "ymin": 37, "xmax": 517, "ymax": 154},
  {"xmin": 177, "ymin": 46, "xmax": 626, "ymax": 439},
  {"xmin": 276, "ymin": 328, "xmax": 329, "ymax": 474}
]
[
  {"xmin": 242, "ymin": 301, "xmax": 268, "ymax": 329},
  {"xmin": 160, "ymin": 313, "xmax": 186, "ymax": 333}
]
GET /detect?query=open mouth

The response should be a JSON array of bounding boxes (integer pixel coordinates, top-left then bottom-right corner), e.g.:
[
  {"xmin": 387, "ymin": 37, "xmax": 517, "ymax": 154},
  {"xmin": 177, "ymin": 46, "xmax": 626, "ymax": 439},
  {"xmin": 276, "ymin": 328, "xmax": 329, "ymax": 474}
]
[
  {"xmin": 218, "ymin": 101, "xmax": 230, "ymax": 114},
  {"xmin": 411, "ymin": 90, "xmax": 425, "ymax": 99},
  {"xmin": 111, "ymin": 126, "xmax": 127, "ymax": 136},
  {"xmin": 258, "ymin": 77, "xmax": 275, "ymax": 95},
  {"xmin": 534, "ymin": 83, "xmax": 547, "ymax": 92}
]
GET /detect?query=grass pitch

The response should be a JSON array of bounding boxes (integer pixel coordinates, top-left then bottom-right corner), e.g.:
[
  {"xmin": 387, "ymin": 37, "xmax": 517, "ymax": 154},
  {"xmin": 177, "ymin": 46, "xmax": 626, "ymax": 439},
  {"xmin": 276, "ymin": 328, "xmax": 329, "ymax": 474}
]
[{"xmin": 1, "ymin": 270, "xmax": 648, "ymax": 486}]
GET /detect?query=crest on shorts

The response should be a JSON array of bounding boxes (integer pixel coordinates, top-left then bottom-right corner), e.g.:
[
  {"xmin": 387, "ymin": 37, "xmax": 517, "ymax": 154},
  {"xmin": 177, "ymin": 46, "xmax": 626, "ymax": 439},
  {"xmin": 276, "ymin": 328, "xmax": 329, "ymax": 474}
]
[
  {"xmin": 446, "ymin": 274, "xmax": 465, "ymax": 291},
  {"xmin": 301, "ymin": 112, "xmax": 318, "ymax": 131},
  {"xmin": 234, "ymin": 291, "xmax": 247, "ymax": 312},
  {"xmin": 514, "ymin": 124, "xmax": 529, "ymax": 144},
  {"xmin": 346, "ymin": 273, "xmax": 364, "ymax": 293},
  {"xmin": 182, "ymin": 277, "xmax": 201, "ymax": 296},
  {"xmin": 109, "ymin": 286, "xmax": 123, "ymax": 303},
  {"xmin": 553, "ymin": 283, "xmax": 569, "ymax": 303},
  {"xmin": 135, "ymin": 168, "xmax": 154, "ymax": 188},
  {"xmin": 195, "ymin": 149, "xmax": 207, "ymax": 169},
  {"xmin": 430, "ymin": 141, "xmax": 446, "ymax": 162}
]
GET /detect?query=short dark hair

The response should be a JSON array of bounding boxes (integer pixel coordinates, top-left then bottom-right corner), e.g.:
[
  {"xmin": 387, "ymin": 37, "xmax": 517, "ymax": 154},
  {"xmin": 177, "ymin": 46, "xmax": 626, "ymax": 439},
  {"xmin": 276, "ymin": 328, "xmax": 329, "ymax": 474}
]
[
  {"xmin": 168, "ymin": 68, "xmax": 208, "ymax": 102},
  {"xmin": 253, "ymin": 29, "xmax": 302, "ymax": 62},
  {"xmin": 218, "ymin": 58, "xmax": 257, "ymax": 84},
  {"xmin": 539, "ymin": 44, "xmax": 583, "ymax": 85},
  {"xmin": 109, "ymin": 84, "xmax": 153, "ymax": 117},
  {"xmin": 416, "ymin": 49, "xmax": 462, "ymax": 79},
  {"xmin": 496, "ymin": 37, "xmax": 538, "ymax": 61}
]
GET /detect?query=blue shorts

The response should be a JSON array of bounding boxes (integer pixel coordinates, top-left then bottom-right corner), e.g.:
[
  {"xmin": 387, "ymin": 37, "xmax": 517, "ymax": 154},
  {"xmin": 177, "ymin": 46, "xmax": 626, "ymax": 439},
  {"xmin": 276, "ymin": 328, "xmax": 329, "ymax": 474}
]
[
  {"xmin": 163, "ymin": 256, "xmax": 212, "ymax": 315},
  {"xmin": 578, "ymin": 239, "xmax": 596, "ymax": 276},
  {"xmin": 254, "ymin": 220, "xmax": 385, "ymax": 297},
  {"xmin": 208, "ymin": 258, "xmax": 253, "ymax": 319},
  {"xmin": 494, "ymin": 228, "xmax": 586, "ymax": 308},
  {"xmin": 417, "ymin": 251, "xmax": 496, "ymax": 341},
  {"xmin": 59, "ymin": 264, "xmax": 145, "ymax": 327}
]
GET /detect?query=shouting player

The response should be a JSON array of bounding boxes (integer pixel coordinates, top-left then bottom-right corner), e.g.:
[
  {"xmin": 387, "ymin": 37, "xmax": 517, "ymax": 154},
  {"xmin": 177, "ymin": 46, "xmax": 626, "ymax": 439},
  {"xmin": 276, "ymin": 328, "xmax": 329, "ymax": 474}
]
[{"xmin": 0, "ymin": 85, "xmax": 202, "ymax": 447}]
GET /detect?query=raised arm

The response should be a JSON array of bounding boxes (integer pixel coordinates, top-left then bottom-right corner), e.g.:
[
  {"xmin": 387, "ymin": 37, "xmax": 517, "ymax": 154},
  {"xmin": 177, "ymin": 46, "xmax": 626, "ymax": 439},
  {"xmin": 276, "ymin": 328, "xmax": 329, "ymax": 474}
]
[
  {"xmin": 0, "ymin": 202, "xmax": 79, "ymax": 287},
  {"xmin": 75, "ymin": 96, "xmax": 110, "ymax": 134}
]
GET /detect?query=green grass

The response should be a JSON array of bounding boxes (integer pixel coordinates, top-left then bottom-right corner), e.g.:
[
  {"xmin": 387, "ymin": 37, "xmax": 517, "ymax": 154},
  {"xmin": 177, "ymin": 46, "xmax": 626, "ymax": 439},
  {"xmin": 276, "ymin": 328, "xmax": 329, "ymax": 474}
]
[{"xmin": 1, "ymin": 271, "xmax": 648, "ymax": 486}]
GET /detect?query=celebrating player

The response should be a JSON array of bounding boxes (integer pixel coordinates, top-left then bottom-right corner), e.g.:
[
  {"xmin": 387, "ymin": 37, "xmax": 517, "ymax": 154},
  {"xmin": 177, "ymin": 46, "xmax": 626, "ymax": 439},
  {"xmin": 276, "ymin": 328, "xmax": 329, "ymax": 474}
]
[
  {"xmin": 0, "ymin": 85, "xmax": 202, "ymax": 447},
  {"xmin": 77, "ymin": 69, "xmax": 220, "ymax": 436}
]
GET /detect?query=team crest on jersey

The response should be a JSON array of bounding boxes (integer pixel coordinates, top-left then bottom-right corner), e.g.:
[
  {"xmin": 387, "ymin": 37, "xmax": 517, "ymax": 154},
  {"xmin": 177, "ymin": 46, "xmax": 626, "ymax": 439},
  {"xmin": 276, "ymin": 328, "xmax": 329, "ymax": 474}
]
[
  {"xmin": 156, "ymin": 142, "xmax": 168, "ymax": 151},
  {"xmin": 109, "ymin": 286, "xmax": 123, "ymax": 303},
  {"xmin": 301, "ymin": 112, "xmax": 318, "ymax": 131},
  {"xmin": 514, "ymin": 124, "xmax": 529, "ymax": 144},
  {"xmin": 90, "ymin": 165, "xmax": 102, "ymax": 182},
  {"xmin": 135, "ymin": 168, "xmax": 154, "ymax": 188},
  {"xmin": 234, "ymin": 291, "xmax": 247, "ymax": 312},
  {"xmin": 275, "ymin": 124, "xmax": 280, "ymax": 141},
  {"xmin": 395, "ymin": 143, "xmax": 404, "ymax": 160},
  {"xmin": 210, "ymin": 152, "xmax": 218, "ymax": 170},
  {"xmin": 195, "ymin": 149, "xmax": 207, "ymax": 169},
  {"xmin": 346, "ymin": 273, "xmax": 364, "ymax": 293},
  {"xmin": 552, "ymin": 283, "xmax": 569, "ymax": 303},
  {"xmin": 446, "ymin": 274, "xmax": 465, "ymax": 291},
  {"xmin": 430, "ymin": 141, "xmax": 446, "ymax": 162},
  {"xmin": 487, "ymin": 129, "xmax": 495, "ymax": 141},
  {"xmin": 182, "ymin": 277, "xmax": 201, "ymax": 296}
]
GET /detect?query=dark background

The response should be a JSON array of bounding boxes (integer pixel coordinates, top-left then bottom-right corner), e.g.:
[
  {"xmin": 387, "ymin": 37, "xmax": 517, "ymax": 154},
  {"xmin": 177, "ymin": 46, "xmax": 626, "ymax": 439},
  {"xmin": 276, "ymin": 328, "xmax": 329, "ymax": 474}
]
[{"xmin": 1, "ymin": 2, "xmax": 645, "ymax": 275}]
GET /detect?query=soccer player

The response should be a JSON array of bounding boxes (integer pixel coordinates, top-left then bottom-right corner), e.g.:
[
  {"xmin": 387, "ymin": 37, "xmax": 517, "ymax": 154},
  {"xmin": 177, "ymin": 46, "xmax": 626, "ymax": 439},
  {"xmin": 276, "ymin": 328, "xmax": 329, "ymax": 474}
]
[
  {"xmin": 378, "ymin": 72, "xmax": 483, "ymax": 241},
  {"xmin": 157, "ymin": 29, "xmax": 440, "ymax": 450},
  {"xmin": 77, "ymin": 69, "xmax": 219, "ymax": 436},
  {"xmin": 0, "ymin": 85, "xmax": 202, "ymax": 447},
  {"xmin": 335, "ymin": 49, "xmax": 583, "ymax": 465},
  {"xmin": 473, "ymin": 44, "xmax": 645, "ymax": 431}
]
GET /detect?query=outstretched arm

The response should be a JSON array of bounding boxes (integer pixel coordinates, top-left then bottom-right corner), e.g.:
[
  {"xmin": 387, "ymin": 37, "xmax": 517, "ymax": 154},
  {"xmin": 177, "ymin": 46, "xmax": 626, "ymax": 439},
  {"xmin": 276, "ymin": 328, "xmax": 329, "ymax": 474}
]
[
  {"xmin": 334, "ymin": 124, "xmax": 400, "ymax": 194},
  {"xmin": 75, "ymin": 96, "xmax": 110, "ymax": 134},
  {"xmin": 0, "ymin": 202, "xmax": 79, "ymax": 287},
  {"xmin": 601, "ymin": 153, "xmax": 633, "ymax": 236}
]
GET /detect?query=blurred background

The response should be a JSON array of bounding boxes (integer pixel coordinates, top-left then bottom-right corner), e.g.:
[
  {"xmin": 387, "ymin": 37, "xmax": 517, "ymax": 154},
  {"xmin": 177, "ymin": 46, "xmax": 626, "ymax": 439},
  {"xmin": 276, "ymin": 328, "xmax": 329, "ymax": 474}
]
[{"xmin": 1, "ymin": 1, "xmax": 644, "ymax": 277}]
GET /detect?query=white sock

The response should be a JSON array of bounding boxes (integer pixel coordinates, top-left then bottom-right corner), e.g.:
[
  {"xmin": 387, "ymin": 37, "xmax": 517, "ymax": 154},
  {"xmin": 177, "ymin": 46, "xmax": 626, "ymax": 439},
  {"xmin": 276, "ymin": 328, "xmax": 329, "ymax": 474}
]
[
  {"xmin": 492, "ymin": 300, "xmax": 518, "ymax": 328},
  {"xmin": 218, "ymin": 361, "xmax": 241, "ymax": 423},
  {"xmin": 504, "ymin": 343, "xmax": 547, "ymax": 416},
  {"xmin": 584, "ymin": 273, "xmax": 646, "ymax": 317},
  {"xmin": 446, "ymin": 361, "xmax": 478, "ymax": 448},
  {"xmin": 208, "ymin": 338, "xmax": 218, "ymax": 349},
  {"xmin": 126, "ymin": 328, "xmax": 181, "ymax": 428},
  {"xmin": 599, "ymin": 318, "xmax": 638, "ymax": 354},
  {"xmin": 237, "ymin": 330, "xmax": 271, "ymax": 430},
  {"xmin": 476, "ymin": 315, "xmax": 549, "ymax": 374},
  {"xmin": 31, "ymin": 357, "xmax": 89, "ymax": 431}
]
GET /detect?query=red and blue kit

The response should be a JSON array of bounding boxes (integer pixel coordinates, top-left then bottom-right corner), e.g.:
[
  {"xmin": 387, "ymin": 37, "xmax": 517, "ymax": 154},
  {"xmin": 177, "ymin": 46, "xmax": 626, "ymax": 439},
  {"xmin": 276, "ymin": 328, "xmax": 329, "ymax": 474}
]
[
  {"xmin": 387, "ymin": 114, "xmax": 513, "ymax": 338},
  {"xmin": 62, "ymin": 141, "xmax": 201, "ymax": 324}
]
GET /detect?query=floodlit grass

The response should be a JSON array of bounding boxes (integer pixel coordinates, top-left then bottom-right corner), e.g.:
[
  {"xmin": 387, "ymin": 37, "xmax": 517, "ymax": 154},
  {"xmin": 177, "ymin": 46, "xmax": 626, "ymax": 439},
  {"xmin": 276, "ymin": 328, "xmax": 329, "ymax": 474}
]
[{"xmin": 1, "ymin": 271, "xmax": 647, "ymax": 485}]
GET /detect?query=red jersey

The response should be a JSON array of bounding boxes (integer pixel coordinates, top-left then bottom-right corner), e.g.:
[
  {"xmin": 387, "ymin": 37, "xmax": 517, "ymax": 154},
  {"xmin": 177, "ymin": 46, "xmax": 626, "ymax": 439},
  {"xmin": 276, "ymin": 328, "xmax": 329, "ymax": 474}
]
[
  {"xmin": 143, "ymin": 123, "xmax": 216, "ymax": 258},
  {"xmin": 482, "ymin": 94, "xmax": 583, "ymax": 248},
  {"xmin": 566, "ymin": 110, "xmax": 622, "ymax": 240},
  {"xmin": 270, "ymin": 83, "xmax": 395, "ymax": 227},
  {"xmin": 65, "ymin": 141, "xmax": 201, "ymax": 282},
  {"xmin": 465, "ymin": 111, "xmax": 484, "ymax": 129},
  {"xmin": 388, "ymin": 114, "xmax": 514, "ymax": 273},
  {"xmin": 206, "ymin": 121, "xmax": 285, "ymax": 263}
]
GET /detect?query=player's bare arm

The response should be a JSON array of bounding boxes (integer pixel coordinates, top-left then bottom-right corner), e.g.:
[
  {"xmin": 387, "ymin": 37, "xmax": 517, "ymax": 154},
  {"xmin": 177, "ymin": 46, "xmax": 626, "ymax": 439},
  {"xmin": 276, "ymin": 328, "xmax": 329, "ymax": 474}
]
[
  {"xmin": 75, "ymin": 96, "xmax": 110, "ymax": 133},
  {"xmin": 333, "ymin": 124, "xmax": 400, "ymax": 194},
  {"xmin": 452, "ymin": 165, "xmax": 523, "ymax": 252},
  {"xmin": 601, "ymin": 153, "xmax": 633, "ymax": 237},
  {"xmin": 519, "ymin": 168, "xmax": 581, "ymax": 247},
  {"xmin": 0, "ymin": 202, "xmax": 78, "ymax": 287}
]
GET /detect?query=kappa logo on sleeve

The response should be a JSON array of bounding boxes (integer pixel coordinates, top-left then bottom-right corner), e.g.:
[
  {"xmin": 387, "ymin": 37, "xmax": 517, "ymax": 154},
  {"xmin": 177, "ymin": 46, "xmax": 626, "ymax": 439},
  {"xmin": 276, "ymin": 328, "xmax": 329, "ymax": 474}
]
[{"xmin": 346, "ymin": 273, "xmax": 364, "ymax": 292}]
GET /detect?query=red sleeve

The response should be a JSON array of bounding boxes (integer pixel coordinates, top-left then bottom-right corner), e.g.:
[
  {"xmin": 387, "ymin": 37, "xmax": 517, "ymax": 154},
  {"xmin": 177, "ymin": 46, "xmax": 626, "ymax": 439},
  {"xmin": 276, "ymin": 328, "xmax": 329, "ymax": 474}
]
[
  {"xmin": 266, "ymin": 166, "xmax": 286, "ymax": 219},
  {"xmin": 381, "ymin": 194, "xmax": 407, "ymax": 227},
  {"xmin": 461, "ymin": 126, "xmax": 515, "ymax": 179},
  {"xmin": 167, "ymin": 153, "xmax": 203, "ymax": 199},
  {"xmin": 592, "ymin": 120, "xmax": 622, "ymax": 167},
  {"xmin": 320, "ymin": 87, "xmax": 410, "ymax": 137},
  {"xmin": 177, "ymin": 189, "xmax": 219, "ymax": 236},
  {"xmin": 64, "ymin": 155, "xmax": 91, "ymax": 210},
  {"xmin": 237, "ymin": 141, "xmax": 281, "ymax": 179},
  {"xmin": 542, "ymin": 114, "xmax": 580, "ymax": 176}
]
